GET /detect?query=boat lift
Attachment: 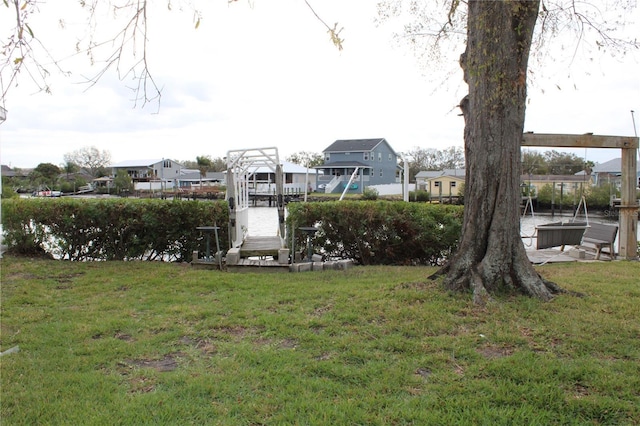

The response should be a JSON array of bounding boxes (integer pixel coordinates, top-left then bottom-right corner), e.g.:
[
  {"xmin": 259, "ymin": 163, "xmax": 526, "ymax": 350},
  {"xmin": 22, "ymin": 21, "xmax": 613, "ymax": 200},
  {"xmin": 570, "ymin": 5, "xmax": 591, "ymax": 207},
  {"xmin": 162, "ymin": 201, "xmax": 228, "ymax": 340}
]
[{"xmin": 225, "ymin": 147, "xmax": 285, "ymax": 249}]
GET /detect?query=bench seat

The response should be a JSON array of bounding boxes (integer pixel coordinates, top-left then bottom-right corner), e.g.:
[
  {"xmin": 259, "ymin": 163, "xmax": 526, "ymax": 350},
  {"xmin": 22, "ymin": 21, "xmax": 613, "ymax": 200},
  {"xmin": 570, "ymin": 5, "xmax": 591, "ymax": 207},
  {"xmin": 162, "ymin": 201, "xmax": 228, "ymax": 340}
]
[{"xmin": 582, "ymin": 222, "xmax": 618, "ymax": 260}]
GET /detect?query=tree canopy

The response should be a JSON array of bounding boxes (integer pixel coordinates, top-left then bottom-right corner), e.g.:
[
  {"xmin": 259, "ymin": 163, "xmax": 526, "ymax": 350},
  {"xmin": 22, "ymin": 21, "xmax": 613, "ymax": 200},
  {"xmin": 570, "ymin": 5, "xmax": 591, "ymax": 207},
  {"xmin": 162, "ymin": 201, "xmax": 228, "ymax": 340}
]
[
  {"xmin": 522, "ymin": 149, "xmax": 592, "ymax": 176},
  {"xmin": 63, "ymin": 146, "xmax": 112, "ymax": 178},
  {"xmin": 286, "ymin": 151, "xmax": 324, "ymax": 168}
]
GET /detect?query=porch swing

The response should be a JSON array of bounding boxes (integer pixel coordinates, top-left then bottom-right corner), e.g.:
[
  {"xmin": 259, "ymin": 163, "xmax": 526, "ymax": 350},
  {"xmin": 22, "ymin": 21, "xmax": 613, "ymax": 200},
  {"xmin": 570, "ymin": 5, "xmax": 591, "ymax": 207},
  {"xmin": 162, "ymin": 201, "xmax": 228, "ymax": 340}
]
[
  {"xmin": 536, "ymin": 148, "xmax": 591, "ymax": 251},
  {"xmin": 521, "ymin": 152, "xmax": 591, "ymax": 250},
  {"xmin": 535, "ymin": 194, "xmax": 589, "ymax": 250}
]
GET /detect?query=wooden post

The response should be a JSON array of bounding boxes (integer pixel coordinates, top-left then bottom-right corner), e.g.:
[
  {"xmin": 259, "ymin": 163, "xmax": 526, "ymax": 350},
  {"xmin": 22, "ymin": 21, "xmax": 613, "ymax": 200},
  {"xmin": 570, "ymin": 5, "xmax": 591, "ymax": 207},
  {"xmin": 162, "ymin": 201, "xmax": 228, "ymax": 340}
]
[{"xmin": 619, "ymin": 147, "xmax": 638, "ymax": 259}]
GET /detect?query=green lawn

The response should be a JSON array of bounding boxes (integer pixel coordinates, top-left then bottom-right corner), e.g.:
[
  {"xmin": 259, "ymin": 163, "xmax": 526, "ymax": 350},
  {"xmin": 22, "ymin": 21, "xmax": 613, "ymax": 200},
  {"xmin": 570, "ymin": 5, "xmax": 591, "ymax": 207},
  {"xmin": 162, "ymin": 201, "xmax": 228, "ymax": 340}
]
[{"xmin": 1, "ymin": 257, "xmax": 639, "ymax": 425}]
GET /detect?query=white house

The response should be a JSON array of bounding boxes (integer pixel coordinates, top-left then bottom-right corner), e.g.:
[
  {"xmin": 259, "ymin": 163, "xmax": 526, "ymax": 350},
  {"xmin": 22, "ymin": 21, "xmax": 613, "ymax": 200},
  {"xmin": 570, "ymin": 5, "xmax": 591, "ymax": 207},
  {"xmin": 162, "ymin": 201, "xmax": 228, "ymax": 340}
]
[
  {"xmin": 110, "ymin": 159, "xmax": 184, "ymax": 191},
  {"xmin": 247, "ymin": 161, "xmax": 320, "ymax": 194}
]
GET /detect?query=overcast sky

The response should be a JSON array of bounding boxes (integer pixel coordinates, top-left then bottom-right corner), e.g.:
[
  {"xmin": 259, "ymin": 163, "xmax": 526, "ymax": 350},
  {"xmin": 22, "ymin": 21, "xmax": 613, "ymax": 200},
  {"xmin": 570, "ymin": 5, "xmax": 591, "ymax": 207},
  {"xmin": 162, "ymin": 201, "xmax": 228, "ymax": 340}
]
[{"xmin": 1, "ymin": 1, "xmax": 638, "ymax": 169}]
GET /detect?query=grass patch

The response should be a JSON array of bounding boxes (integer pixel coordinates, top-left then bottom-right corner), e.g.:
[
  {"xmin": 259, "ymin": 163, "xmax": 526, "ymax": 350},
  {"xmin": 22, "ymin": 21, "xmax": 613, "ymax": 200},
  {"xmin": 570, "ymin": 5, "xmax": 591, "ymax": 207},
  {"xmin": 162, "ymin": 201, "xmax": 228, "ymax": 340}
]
[{"xmin": 1, "ymin": 257, "xmax": 639, "ymax": 424}]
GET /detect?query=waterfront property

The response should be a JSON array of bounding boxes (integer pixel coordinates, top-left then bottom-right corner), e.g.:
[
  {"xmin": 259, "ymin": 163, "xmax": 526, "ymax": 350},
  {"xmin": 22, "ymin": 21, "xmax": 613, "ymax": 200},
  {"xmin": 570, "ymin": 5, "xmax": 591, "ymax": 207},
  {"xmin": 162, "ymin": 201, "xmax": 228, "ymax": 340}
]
[
  {"xmin": 315, "ymin": 138, "xmax": 402, "ymax": 194},
  {"xmin": 110, "ymin": 159, "xmax": 185, "ymax": 191}
]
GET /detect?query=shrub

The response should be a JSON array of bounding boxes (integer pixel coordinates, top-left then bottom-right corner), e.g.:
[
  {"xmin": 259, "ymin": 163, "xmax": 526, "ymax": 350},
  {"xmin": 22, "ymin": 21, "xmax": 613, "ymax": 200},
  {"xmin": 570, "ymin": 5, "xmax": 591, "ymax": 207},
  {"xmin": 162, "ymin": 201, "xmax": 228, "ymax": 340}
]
[
  {"xmin": 409, "ymin": 190, "xmax": 430, "ymax": 202},
  {"xmin": 286, "ymin": 201, "xmax": 462, "ymax": 266},
  {"xmin": 585, "ymin": 183, "xmax": 619, "ymax": 209},
  {"xmin": 361, "ymin": 187, "xmax": 379, "ymax": 200},
  {"xmin": 1, "ymin": 198, "xmax": 228, "ymax": 261}
]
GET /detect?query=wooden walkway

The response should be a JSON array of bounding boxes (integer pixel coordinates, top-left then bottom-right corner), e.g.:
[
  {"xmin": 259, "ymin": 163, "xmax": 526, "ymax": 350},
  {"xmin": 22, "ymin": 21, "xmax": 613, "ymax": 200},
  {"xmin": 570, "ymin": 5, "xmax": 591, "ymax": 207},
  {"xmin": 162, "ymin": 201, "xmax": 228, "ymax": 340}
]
[{"xmin": 240, "ymin": 236, "xmax": 284, "ymax": 258}]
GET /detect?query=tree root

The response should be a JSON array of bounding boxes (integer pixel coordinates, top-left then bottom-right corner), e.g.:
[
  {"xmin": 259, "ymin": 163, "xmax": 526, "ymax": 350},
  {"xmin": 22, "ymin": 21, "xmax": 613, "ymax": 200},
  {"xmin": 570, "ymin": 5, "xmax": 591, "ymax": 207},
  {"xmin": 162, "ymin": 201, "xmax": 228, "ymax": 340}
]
[{"xmin": 429, "ymin": 254, "xmax": 585, "ymax": 304}]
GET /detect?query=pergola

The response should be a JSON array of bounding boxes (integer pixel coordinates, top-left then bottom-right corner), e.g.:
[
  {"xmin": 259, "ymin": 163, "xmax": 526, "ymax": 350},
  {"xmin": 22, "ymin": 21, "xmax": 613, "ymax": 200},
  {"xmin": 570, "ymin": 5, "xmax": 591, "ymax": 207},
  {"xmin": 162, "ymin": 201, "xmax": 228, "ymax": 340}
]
[{"xmin": 522, "ymin": 133, "xmax": 639, "ymax": 260}]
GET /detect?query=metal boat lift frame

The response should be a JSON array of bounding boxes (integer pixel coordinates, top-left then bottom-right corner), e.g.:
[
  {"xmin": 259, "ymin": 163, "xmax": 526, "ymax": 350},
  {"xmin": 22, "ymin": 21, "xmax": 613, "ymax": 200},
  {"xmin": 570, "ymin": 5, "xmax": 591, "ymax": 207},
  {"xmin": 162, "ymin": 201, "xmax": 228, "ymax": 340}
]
[{"xmin": 225, "ymin": 147, "xmax": 285, "ymax": 248}]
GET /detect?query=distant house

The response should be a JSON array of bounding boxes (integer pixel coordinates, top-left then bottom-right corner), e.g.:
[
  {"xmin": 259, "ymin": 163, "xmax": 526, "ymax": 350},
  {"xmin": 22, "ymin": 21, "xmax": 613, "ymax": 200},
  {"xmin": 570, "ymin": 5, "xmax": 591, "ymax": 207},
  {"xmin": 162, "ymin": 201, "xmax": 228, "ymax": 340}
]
[
  {"xmin": 110, "ymin": 159, "xmax": 184, "ymax": 190},
  {"xmin": 315, "ymin": 138, "xmax": 401, "ymax": 194},
  {"xmin": 1, "ymin": 165, "xmax": 32, "ymax": 179},
  {"xmin": 581, "ymin": 157, "xmax": 640, "ymax": 189},
  {"xmin": 177, "ymin": 170, "xmax": 225, "ymax": 190},
  {"xmin": 418, "ymin": 170, "xmax": 466, "ymax": 200},
  {"xmin": 245, "ymin": 161, "xmax": 320, "ymax": 194},
  {"xmin": 415, "ymin": 169, "xmax": 465, "ymax": 194}
]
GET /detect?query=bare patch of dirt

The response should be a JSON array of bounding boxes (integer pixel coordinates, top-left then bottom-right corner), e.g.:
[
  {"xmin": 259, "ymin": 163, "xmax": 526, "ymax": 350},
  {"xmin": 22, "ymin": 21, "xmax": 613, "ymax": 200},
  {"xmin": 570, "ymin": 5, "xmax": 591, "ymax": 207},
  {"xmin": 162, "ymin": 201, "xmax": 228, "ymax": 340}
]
[
  {"xmin": 53, "ymin": 273, "xmax": 83, "ymax": 288},
  {"xmin": 572, "ymin": 383, "xmax": 591, "ymax": 399},
  {"xmin": 279, "ymin": 338, "xmax": 298, "ymax": 350},
  {"xmin": 477, "ymin": 344, "xmax": 514, "ymax": 359},
  {"xmin": 214, "ymin": 325, "xmax": 249, "ymax": 338},
  {"xmin": 123, "ymin": 352, "xmax": 186, "ymax": 372},
  {"xmin": 114, "ymin": 332, "xmax": 134, "ymax": 342},
  {"xmin": 180, "ymin": 336, "xmax": 218, "ymax": 355},
  {"xmin": 414, "ymin": 367, "xmax": 432, "ymax": 380},
  {"xmin": 311, "ymin": 304, "xmax": 333, "ymax": 317}
]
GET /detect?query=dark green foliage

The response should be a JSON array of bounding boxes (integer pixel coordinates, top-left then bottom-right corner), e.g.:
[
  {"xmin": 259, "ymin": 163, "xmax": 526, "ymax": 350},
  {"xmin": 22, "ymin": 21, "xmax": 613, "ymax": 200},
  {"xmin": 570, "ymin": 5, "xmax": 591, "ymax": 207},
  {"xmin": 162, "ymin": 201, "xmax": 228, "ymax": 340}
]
[
  {"xmin": 537, "ymin": 183, "xmax": 620, "ymax": 210},
  {"xmin": 287, "ymin": 201, "xmax": 462, "ymax": 266},
  {"xmin": 409, "ymin": 190, "xmax": 431, "ymax": 202},
  {"xmin": 585, "ymin": 183, "xmax": 620, "ymax": 209},
  {"xmin": 1, "ymin": 198, "xmax": 228, "ymax": 261},
  {"xmin": 113, "ymin": 170, "xmax": 134, "ymax": 194}
]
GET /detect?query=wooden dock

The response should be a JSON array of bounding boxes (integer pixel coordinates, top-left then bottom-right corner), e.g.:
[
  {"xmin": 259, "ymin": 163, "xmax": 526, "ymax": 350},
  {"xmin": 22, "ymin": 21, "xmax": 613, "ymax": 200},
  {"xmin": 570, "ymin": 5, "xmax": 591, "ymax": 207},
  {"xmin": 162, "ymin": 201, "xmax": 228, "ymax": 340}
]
[
  {"xmin": 222, "ymin": 235, "xmax": 290, "ymax": 272},
  {"xmin": 240, "ymin": 236, "xmax": 284, "ymax": 258},
  {"xmin": 526, "ymin": 247, "xmax": 605, "ymax": 264}
]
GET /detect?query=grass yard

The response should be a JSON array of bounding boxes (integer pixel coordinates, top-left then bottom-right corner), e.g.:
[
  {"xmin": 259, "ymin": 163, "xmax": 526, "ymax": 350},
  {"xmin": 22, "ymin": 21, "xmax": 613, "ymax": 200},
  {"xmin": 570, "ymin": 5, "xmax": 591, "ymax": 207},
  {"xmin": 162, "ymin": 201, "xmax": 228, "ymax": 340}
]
[{"xmin": 1, "ymin": 257, "xmax": 639, "ymax": 425}]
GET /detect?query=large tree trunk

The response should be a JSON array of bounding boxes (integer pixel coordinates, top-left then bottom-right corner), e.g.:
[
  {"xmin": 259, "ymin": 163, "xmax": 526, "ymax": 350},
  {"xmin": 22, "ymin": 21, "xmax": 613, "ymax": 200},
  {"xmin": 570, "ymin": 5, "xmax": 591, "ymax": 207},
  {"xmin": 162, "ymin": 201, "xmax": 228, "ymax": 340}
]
[{"xmin": 432, "ymin": 0, "xmax": 563, "ymax": 303}]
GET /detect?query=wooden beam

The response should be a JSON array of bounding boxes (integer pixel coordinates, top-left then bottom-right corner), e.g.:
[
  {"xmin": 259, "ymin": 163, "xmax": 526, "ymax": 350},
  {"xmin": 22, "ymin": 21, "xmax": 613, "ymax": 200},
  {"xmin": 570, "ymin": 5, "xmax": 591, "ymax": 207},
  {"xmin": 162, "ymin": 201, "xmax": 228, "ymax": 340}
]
[{"xmin": 522, "ymin": 133, "xmax": 639, "ymax": 149}]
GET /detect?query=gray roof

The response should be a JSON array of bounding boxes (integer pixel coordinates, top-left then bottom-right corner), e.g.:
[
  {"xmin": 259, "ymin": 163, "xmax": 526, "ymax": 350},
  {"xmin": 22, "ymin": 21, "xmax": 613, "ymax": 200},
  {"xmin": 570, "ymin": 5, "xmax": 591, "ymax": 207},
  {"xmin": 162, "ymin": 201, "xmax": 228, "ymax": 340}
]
[
  {"xmin": 592, "ymin": 158, "xmax": 621, "ymax": 173},
  {"xmin": 323, "ymin": 138, "xmax": 388, "ymax": 153},
  {"xmin": 110, "ymin": 159, "xmax": 184, "ymax": 168},
  {"xmin": 110, "ymin": 159, "xmax": 164, "ymax": 168},
  {"xmin": 416, "ymin": 169, "xmax": 466, "ymax": 179}
]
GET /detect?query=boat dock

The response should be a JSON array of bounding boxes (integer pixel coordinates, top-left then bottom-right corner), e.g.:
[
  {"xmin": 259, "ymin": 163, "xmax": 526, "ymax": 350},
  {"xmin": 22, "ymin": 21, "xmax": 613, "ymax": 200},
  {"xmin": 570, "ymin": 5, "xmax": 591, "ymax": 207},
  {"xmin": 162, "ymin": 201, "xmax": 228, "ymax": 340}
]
[{"xmin": 239, "ymin": 236, "xmax": 284, "ymax": 258}]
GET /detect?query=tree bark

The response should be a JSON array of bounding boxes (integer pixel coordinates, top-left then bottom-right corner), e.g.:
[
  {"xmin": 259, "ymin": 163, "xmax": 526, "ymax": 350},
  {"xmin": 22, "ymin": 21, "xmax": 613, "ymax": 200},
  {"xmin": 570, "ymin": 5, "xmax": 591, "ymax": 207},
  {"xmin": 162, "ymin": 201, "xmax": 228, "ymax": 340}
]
[{"xmin": 432, "ymin": 0, "xmax": 563, "ymax": 303}]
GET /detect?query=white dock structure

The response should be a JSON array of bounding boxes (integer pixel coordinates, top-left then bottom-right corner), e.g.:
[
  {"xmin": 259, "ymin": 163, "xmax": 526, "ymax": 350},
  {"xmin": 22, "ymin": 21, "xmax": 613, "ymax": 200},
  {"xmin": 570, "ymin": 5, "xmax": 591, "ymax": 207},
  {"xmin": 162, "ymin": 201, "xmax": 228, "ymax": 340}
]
[{"xmin": 225, "ymin": 148, "xmax": 289, "ymax": 268}]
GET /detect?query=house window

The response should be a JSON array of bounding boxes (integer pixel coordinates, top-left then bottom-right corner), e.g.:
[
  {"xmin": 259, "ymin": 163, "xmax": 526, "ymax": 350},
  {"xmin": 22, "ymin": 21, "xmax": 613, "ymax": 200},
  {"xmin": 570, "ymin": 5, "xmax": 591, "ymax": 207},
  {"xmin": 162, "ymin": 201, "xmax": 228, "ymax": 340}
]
[
  {"xmin": 379, "ymin": 169, "xmax": 383, "ymax": 177},
  {"xmin": 434, "ymin": 181, "xmax": 440, "ymax": 187},
  {"xmin": 325, "ymin": 153, "xmax": 330, "ymax": 162},
  {"xmin": 163, "ymin": 160, "xmax": 171, "ymax": 168},
  {"xmin": 388, "ymin": 153, "xmax": 392, "ymax": 161},
  {"xmin": 363, "ymin": 152, "xmax": 370, "ymax": 161},
  {"xmin": 378, "ymin": 152, "xmax": 382, "ymax": 162},
  {"xmin": 451, "ymin": 181, "xmax": 457, "ymax": 187}
]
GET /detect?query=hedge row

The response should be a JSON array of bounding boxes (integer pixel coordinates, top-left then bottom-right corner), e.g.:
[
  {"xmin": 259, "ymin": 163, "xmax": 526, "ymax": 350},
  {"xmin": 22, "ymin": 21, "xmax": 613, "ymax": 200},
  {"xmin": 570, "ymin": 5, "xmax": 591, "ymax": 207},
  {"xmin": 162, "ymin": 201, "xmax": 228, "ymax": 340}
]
[
  {"xmin": 1, "ymin": 198, "xmax": 228, "ymax": 261},
  {"xmin": 286, "ymin": 201, "xmax": 463, "ymax": 266}
]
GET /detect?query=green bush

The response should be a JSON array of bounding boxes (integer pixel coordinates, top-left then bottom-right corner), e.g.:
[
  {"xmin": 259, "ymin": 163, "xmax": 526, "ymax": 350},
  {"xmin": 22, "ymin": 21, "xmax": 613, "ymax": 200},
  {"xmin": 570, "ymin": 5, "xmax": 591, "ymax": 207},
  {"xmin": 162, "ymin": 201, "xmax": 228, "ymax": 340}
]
[
  {"xmin": 537, "ymin": 183, "xmax": 621, "ymax": 210},
  {"xmin": 585, "ymin": 183, "xmax": 619, "ymax": 209},
  {"xmin": 1, "ymin": 198, "xmax": 228, "ymax": 261},
  {"xmin": 286, "ymin": 201, "xmax": 462, "ymax": 266},
  {"xmin": 409, "ymin": 190, "xmax": 430, "ymax": 202},
  {"xmin": 361, "ymin": 187, "xmax": 379, "ymax": 200}
]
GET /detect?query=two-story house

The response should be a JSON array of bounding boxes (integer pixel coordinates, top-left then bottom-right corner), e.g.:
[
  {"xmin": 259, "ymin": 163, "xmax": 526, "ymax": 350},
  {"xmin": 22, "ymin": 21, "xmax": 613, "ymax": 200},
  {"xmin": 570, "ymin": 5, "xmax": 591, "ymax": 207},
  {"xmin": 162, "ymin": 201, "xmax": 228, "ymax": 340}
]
[
  {"xmin": 110, "ymin": 159, "xmax": 184, "ymax": 191},
  {"xmin": 315, "ymin": 138, "xmax": 401, "ymax": 194}
]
